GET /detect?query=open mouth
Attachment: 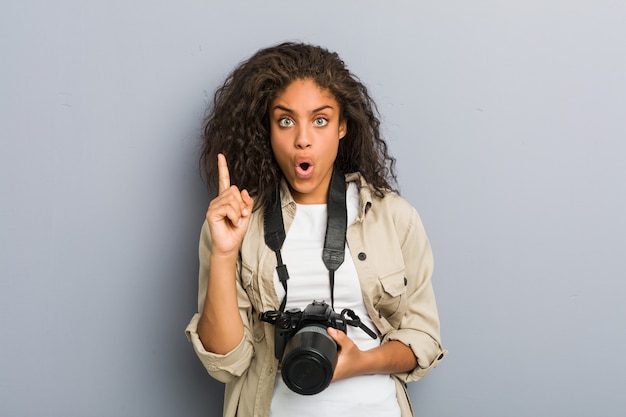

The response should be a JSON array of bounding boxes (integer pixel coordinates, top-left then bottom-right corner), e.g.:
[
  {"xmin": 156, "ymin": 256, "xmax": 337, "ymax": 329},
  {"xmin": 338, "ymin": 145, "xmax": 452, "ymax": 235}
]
[{"xmin": 295, "ymin": 160, "xmax": 314, "ymax": 178}]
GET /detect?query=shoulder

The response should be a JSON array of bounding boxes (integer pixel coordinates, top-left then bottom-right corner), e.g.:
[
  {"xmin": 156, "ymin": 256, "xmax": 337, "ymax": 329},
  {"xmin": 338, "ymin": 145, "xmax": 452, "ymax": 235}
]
[
  {"xmin": 347, "ymin": 172, "xmax": 417, "ymax": 220},
  {"xmin": 372, "ymin": 191, "xmax": 422, "ymax": 242},
  {"xmin": 374, "ymin": 189, "xmax": 415, "ymax": 214}
]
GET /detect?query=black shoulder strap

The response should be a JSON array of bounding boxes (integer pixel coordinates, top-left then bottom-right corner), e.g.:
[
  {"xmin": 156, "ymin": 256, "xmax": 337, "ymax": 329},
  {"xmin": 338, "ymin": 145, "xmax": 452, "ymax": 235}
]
[
  {"xmin": 263, "ymin": 186, "xmax": 289, "ymax": 312},
  {"xmin": 323, "ymin": 168, "xmax": 347, "ymax": 309},
  {"xmin": 263, "ymin": 167, "xmax": 347, "ymax": 311}
]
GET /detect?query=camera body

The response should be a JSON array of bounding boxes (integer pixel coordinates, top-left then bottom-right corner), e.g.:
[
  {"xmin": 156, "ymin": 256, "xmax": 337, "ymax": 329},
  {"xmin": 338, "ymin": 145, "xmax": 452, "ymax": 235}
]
[{"xmin": 260, "ymin": 300, "xmax": 347, "ymax": 395}]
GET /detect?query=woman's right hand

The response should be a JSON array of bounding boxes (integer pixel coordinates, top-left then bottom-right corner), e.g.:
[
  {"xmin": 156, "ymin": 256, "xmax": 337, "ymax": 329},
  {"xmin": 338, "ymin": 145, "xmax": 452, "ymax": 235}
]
[
  {"xmin": 198, "ymin": 153, "xmax": 252, "ymax": 353},
  {"xmin": 206, "ymin": 153, "xmax": 254, "ymax": 258}
]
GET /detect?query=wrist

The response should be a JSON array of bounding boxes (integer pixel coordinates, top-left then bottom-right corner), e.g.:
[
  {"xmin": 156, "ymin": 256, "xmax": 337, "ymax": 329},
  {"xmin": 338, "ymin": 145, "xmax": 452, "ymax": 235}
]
[
  {"xmin": 209, "ymin": 249, "xmax": 239, "ymax": 263},
  {"xmin": 357, "ymin": 348, "xmax": 378, "ymax": 375}
]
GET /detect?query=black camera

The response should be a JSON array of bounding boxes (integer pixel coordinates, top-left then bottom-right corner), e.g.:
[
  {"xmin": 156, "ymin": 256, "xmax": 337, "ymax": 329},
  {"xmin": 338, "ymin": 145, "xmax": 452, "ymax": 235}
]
[{"xmin": 260, "ymin": 300, "xmax": 348, "ymax": 395}]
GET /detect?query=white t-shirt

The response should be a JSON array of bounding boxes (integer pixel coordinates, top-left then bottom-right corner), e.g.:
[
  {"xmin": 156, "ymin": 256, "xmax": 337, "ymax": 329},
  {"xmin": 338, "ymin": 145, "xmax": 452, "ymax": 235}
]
[{"xmin": 270, "ymin": 182, "xmax": 400, "ymax": 417}]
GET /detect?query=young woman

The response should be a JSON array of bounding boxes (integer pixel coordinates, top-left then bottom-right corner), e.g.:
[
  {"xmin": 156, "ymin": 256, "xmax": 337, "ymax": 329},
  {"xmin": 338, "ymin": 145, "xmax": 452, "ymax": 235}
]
[{"xmin": 186, "ymin": 42, "xmax": 446, "ymax": 417}]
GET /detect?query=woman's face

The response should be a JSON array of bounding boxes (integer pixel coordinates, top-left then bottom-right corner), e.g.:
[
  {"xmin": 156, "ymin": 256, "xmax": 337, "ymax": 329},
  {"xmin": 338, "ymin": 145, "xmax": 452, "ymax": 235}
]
[{"xmin": 269, "ymin": 78, "xmax": 347, "ymax": 204}]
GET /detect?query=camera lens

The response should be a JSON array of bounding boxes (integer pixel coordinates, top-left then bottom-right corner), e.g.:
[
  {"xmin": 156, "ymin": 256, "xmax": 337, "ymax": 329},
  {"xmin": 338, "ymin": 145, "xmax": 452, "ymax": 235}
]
[{"xmin": 280, "ymin": 325, "xmax": 338, "ymax": 395}]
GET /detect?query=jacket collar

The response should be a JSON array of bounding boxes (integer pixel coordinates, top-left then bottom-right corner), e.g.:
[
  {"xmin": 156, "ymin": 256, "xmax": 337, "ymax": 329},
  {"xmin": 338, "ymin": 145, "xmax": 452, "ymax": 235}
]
[
  {"xmin": 345, "ymin": 172, "xmax": 374, "ymax": 220},
  {"xmin": 278, "ymin": 177, "xmax": 296, "ymax": 209},
  {"xmin": 277, "ymin": 172, "xmax": 374, "ymax": 220}
]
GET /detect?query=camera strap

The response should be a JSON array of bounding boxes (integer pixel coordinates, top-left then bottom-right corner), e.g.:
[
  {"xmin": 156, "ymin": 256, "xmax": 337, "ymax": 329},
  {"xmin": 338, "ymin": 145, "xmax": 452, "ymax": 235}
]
[{"xmin": 264, "ymin": 166, "xmax": 347, "ymax": 312}]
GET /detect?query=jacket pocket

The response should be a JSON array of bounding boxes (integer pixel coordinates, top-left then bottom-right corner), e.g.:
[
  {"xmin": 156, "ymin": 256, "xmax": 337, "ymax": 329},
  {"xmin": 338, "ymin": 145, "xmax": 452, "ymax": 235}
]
[
  {"xmin": 239, "ymin": 262, "xmax": 265, "ymax": 343},
  {"xmin": 240, "ymin": 258, "xmax": 259, "ymax": 297},
  {"xmin": 374, "ymin": 270, "xmax": 408, "ymax": 329}
]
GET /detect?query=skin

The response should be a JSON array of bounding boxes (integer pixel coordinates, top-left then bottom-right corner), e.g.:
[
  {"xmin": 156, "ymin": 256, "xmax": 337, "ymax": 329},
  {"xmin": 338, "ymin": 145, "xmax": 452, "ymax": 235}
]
[
  {"xmin": 269, "ymin": 78, "xmax": 346, "ymax": 205},
  {"xmin": 197, "ymin": 153, "xmax": 252, "ymax": 354},
  {"xmin": 197, "ymin": 78, "xmax": 417, "ymax": 383}
]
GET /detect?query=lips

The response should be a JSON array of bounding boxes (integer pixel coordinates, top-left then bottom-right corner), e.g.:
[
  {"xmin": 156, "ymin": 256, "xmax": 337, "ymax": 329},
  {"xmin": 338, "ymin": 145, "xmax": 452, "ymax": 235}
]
[{"xmin": 294, "ymin": 157, "xmax": 314, "ymax": 178}]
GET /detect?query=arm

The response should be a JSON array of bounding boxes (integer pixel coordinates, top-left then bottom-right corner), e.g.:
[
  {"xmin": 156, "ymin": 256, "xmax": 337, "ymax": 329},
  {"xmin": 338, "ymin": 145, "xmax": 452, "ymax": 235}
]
[
  {"xmin": 196, "ymin": 154, "xmax": 254, "ymax": 354},
  {"xmin": 329, "ymin": 329, "xmax": 417, "ymax": 382},
  {"xmin": 333, "ymin": 194, "xmax": 445, "ymax": 383},
  {"xmin": 184, "ymin": 221, "xmax": 256, "ymax": 383},
  {"xmin": 384, "ymin": 205, "xmax": 446, "ymax": 381},
  {"xmin": 197, "ymin": 252, "xmax": 245, "ymax": 354}
]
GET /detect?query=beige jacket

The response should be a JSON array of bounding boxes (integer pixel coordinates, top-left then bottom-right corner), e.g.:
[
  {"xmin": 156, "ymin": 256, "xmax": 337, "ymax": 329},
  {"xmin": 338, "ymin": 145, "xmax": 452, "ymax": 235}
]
[{"xmin": 186, "ymin": 173, "xmax": 446, "ymax": 417}]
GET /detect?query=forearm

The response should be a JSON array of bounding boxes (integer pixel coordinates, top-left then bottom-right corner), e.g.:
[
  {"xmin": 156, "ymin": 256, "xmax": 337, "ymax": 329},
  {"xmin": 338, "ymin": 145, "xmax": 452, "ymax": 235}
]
[
  {"xmin": 330, "ymin": 328, "xmax": 417, "ymax": 381},
  {"xmin": 358, "ymin": 340, "xmax": 417, "ymax": 376},
  {"xmin": 197, "ymin": 253, "xmax": 245, "ymax": 354}
]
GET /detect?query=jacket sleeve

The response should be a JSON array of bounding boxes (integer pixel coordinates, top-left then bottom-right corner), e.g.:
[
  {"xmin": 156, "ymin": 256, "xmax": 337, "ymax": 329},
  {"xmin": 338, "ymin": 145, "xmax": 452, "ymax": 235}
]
[
  {"xmin": 383, "ymin": 206, "xmax": 447, "ymax": 382},
  {"xmin": 184, "ymin": 221, "xmax": 255, "ymax": 383}
]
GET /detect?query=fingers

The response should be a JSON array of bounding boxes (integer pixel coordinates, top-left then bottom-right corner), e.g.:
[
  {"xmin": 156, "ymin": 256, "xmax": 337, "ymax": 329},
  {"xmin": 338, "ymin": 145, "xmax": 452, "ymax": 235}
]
[
  {"xmin": 327, "ymin": 328, "xmax": 356, "ymax": 382},
  {"xmin": 217, "ymin": 153, "xmax": 231, "ymax": 194},
  {"xmin": 209, "ymin": 188, "xmax": 249, "ymax": 226},
  {"xmin": 216, "ymin": 153, "xmax": 253, "ymax": 213},
  {"xmin": 207, "ymin": 174, "xmax": 254, "ymax": 234},
  {"xmin": 209, "ymin": 153, "xmax": 254, "ymax": 241},
  {"xmin": 327, "ymin": 327, "xmax": 347, "ymax": 346},
  {"xmin": 217, "ymin": 197, "xmax": 245, "ymax": 226},
  {"xmin": 241, "ymin": 189, "xmax": 253, "ymax": 217}
]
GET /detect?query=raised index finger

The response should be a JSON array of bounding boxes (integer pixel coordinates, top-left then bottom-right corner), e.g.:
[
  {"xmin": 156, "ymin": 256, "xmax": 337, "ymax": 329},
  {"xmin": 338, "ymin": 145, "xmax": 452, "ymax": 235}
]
[{"xmin": 217, "ymin": 153, "xmax": 231, "ymax": 193}]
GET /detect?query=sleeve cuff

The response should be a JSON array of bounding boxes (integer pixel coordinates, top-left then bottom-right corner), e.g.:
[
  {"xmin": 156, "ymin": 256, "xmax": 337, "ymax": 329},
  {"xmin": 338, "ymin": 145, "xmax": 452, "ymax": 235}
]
[
  {"xmin": 383, "ymin": 328, "xmax": 447, "ymax": 382},
  {"xmin": 185, "ymin": 313, "xmax": 254, "ymax": 383}
]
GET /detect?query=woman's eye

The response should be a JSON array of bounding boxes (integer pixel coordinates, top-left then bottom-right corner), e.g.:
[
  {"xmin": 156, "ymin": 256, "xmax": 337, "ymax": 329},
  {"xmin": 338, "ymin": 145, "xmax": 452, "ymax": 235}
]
[
  {"xmin": 278, "ymin": 118, "xmax": 294, "ymax": 127},
  {"xmin": 313, "ymin": 117, "xmax": 328, "ymax": 127}
]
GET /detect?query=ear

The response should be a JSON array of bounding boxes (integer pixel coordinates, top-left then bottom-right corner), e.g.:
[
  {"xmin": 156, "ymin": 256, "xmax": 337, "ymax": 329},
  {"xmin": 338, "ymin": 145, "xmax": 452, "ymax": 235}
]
[{"xmin": 339, "ymin": 119, "xmax": 347, "ymax": 140}]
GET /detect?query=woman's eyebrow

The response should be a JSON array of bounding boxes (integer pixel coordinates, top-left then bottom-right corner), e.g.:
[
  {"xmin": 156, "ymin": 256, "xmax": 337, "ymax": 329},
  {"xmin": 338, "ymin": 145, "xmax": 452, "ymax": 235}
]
[
  {"xmin": 271, "ymin": 105, "xmax": 334, "ymax": 114},
  {"xmin": 310, "ymin": 105, "xmax": 334, "ymax": 113},
  {"xmin": 271, "ymin": 105, "xmax": 293, "ymax": 113}
]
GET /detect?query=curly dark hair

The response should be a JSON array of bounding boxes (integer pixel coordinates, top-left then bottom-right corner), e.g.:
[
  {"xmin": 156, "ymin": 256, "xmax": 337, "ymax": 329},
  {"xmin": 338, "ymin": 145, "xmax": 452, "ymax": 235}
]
[{"xmin": 200, "ymin": 42, "xmax": 397, "ymax": 208}]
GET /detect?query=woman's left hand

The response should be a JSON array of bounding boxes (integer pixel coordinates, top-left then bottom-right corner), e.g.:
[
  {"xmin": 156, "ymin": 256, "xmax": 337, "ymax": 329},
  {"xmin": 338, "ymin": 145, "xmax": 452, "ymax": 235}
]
[
  {"xmin": 327, "ymin": 327, "xmax": 363, "ymax": 382},
  {"xmin": 327, "ymin": 327, "xmax": 418, "ymax": 383}
]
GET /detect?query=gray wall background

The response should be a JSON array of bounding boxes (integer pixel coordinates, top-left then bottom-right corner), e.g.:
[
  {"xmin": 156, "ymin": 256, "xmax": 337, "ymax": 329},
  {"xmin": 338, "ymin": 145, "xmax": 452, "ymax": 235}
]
[{"xmin": 2, "ymin": 1, "xmax": 625, "ymax": 416}]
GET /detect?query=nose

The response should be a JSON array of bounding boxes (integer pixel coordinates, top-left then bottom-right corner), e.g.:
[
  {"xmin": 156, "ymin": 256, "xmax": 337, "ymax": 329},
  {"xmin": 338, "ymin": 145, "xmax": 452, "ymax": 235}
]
[{"xmin": 294, "ymin": 124, "xmax": 312, "ymax": 149}]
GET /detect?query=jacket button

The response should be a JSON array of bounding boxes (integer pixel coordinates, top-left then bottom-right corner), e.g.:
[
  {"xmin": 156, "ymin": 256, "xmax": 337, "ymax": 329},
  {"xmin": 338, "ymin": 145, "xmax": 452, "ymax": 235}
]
[
  {"xmin": 358, "ymin": 252, "xmax": 367, "ymax": 261},
  {"xmin": 404, "ymin": 277, "xmax": 408, "ymax": 286}
]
